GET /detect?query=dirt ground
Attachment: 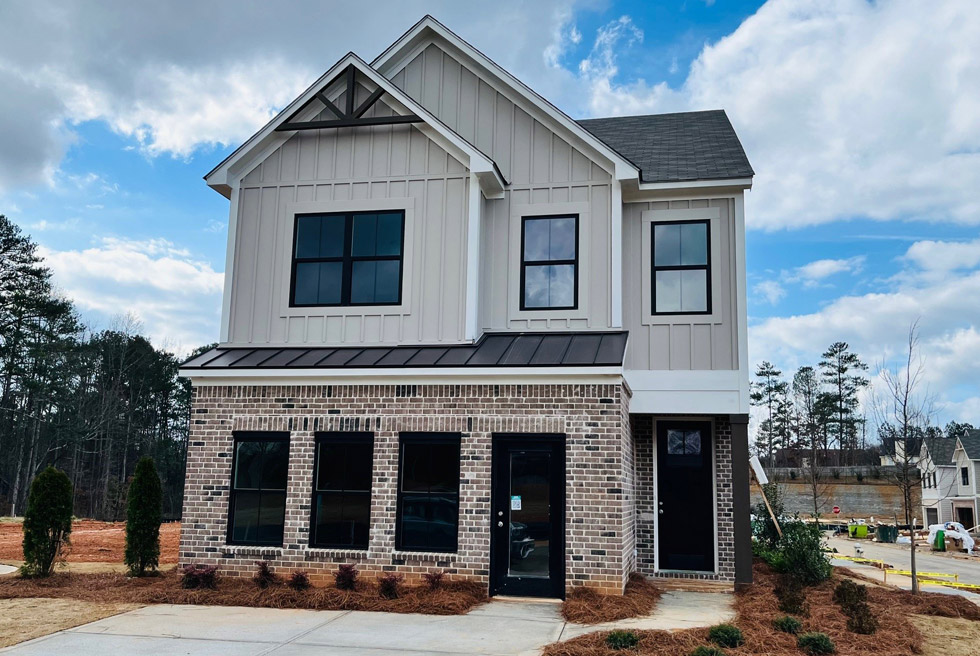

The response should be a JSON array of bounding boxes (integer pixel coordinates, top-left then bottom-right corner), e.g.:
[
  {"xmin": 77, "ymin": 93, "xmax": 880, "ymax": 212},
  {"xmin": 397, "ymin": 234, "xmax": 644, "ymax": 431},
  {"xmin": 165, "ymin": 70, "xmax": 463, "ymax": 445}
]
[
  {"xmin": 0, "ymin": 598, "xmax": 140, "ymax": 648},
  {"xmin": 0, "ymin": 520, "xmax": 180, "ymax": 564},
  {"xmin": 911, "ymin": 615, "xmax": 980, "ymax": 656}
]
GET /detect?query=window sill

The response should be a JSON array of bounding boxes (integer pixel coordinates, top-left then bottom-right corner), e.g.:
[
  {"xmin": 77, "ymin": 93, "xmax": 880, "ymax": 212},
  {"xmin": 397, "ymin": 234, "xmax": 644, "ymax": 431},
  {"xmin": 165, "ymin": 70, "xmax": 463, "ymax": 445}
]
[
  {"xmin": 221, "ymin": 545, "xmax": 283, "ymax": 558},
  {"xmin": 304, "ymin": 548, "xmax": 370, "ymax": 560},
  {"xmin": 391, "ymin": 550, "xmax": 458, "ymax": 562}
]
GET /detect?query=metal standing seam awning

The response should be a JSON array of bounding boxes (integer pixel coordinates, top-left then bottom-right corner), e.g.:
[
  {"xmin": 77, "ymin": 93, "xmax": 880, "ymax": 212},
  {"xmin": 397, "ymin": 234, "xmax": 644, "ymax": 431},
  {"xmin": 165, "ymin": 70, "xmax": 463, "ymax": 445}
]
[{"xmin": 180, "ymin": 331, "xmax": 628, "ymax": 371}]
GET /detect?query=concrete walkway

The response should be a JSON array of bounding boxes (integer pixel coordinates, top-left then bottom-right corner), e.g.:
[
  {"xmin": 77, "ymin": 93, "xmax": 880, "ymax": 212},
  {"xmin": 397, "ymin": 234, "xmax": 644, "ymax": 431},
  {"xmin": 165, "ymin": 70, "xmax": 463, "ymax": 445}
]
[
  {"xmin": 0, "ymin": 565, "xmax": 17, "ymax": 576},
  {"xmin": 0, "ymin": 591, "xmax": 734, "ymax": 656}
]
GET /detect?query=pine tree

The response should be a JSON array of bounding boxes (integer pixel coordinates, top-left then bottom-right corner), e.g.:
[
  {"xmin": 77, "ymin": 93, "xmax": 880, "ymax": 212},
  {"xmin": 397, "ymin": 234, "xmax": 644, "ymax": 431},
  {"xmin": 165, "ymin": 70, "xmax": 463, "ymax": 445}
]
[
  {"xmin": 818, "ymin": 342, "xmax": 868, "ymax": 465},
  {"xmin": 125, "ymin": 457, "xmax": 162, "ymax": 576},
  {"xmin": 21, "ymin": 466, "xmax": 73, "ymax": 577},
  {"xmin": 750, "ymin": 361, "xmax": 789, "ymax": 466}
]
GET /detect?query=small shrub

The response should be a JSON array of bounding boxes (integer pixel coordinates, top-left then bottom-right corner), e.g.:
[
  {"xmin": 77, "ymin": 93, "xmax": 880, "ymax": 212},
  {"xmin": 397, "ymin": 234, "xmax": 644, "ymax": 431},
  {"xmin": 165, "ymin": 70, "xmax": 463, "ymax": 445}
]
[
  {"xmin": 422, "ymin": 570, "xmax": 445, "ymax": 590},
  {"xmin": 21, "ymin": 466, "xmax": 74, "ymax": 578},
  {"xmin": 606, "ymin": 630, "xmax": 640, "ymax": 650},
  {"xmin": 846, "ymin": 604, "xmax": 879, "ymax": 635},
  {"xmin": 125, "ymin": 457, "xmax": 162, "ymax": 577},
  {"xmin": 378, "ymin": 572, "xmax": 403, "ymax": 599},
  {"xmin": 832, "ymin": 469, "xmax": 840, "ymax": 480},
  {"xmin": 752, "ymin": 483, "xmax": 785, "ymax": 551},
  {"xmin": 798, "ymin": 632, "xmax": 835, "ymax": 655},
  {"xmin": 253, "ymin": 561, "xmax": 280, "ymax": 589},
  {"xmin": 181, "ymin": 564, "xmax": 219, "ymax": 589},
  {"xmin": 691, "ymin": 647, "xmax": 725, "ymax": 656},
  {"xmin": 775, "ymin": 575, "xmax": 810, "ymax": 616},
  {"xmin": 708, "ymin": 624, "xmax": 744, "ymax": 648},
  {"xmin": 832, "ymin": 580, "xmax": 867, "ymax": 612},
  {"xmin": 335, "ymin": 564, "xmax": 358, "ymax": 591},
  {"xmin": 856, "ymin": 471, "xmax": 864, "ymax": 482},
  {"xmin": 773, "ymin": 615, "xmax": 802, "ymax": 634},
  {"xmin": 770, "ymin": 522, "xmax": 832, "ymax": 585},
  {"xmin": 288, "ymin": 571, "xmax": 311, "ymax": 591},
  {"xmin": 789, "ymin": 469, "xmax": 797, "ymax": 480}
]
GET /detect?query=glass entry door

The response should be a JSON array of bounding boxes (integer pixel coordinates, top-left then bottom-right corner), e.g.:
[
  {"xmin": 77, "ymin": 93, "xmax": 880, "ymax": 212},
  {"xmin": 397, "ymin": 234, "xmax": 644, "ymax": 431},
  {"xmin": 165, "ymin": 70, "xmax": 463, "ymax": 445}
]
[{"xmin": 490, "ymin": 434, "xmax": 565, "ymax": 598}]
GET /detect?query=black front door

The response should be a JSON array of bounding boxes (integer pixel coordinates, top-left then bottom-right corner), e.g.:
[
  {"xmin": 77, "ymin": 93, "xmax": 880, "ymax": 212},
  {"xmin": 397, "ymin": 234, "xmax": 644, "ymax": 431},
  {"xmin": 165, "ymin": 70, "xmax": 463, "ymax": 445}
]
[
  {"xmin": 490, "ymin": 434, "xmax": 565, "ymax": 598},
  {"xmin": 657, "ymin": 421, "xmax": 714, "ymax": 572}
]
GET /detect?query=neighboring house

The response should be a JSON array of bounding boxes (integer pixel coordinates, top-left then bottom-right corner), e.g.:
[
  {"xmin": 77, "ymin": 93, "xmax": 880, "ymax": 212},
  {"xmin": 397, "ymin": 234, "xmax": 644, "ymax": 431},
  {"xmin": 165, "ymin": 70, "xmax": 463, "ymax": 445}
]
[
  {"xmin": 178, "ymin": 16, "xmax": 754, "ymax": 597},
  {"xmin": 879, "ymin": 437, "xmax": 922, "ymax": 467},
  {"xmin": 919, "ymin": 438, "xmax": 958, "ymax": 526},
  {"xmin": 950, "ymin": 431, "xmax": 980, "ymax": 531}
]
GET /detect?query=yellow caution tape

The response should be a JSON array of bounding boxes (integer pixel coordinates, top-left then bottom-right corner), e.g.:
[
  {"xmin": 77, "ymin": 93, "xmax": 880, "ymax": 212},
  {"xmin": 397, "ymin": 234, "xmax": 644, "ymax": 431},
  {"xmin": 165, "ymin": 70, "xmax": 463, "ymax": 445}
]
[
  {"xmin": 884, "ymin": 570, "xmax": 958, "ymax": 580},
  {"xmin": 920, "ymin": 580, "xmax": 980, "ymax": 591},
  {"xmin": 830, "ymin": 555, "xmax": 885, "ymax": 566}
]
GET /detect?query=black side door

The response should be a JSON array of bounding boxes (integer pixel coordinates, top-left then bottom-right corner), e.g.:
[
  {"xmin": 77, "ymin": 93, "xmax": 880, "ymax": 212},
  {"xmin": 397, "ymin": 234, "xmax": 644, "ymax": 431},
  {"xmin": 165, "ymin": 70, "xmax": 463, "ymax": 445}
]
[
  {"xmin": 490, "ymin": 434, "xmax": 565, "ymax": 598},
  {"xmin": 656, "ymin": 420, "xmax": 714, "ymax": 572}
]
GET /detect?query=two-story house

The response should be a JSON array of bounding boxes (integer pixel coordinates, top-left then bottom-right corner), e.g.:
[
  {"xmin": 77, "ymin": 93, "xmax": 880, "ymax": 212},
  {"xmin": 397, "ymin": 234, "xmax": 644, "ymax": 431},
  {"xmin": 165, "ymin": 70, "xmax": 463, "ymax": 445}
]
[
  {"xmin": 178, "ymin": 16, "xmax": 754, "ymax": 597},
  {"xmin": 919, "ymin": 437, "xmax": 957, "ymax": 526},
  {"xmin": 950, "ymin": 431, "xmax": 980, "ymax": 531}
]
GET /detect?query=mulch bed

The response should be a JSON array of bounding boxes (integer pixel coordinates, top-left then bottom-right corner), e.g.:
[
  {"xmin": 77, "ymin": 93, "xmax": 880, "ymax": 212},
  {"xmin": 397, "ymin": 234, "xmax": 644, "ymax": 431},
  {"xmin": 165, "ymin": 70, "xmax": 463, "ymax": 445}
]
[
  {"xmin": 543, "ymin": 561, "xmax": 980, "ymax": 656},
  {"xmin": 0, "ymin": 568, "xmax": 487, "ymax": 615},
  {"xmin": 562, "ymin": 573, "xmax": 662, "ymax": 624}
]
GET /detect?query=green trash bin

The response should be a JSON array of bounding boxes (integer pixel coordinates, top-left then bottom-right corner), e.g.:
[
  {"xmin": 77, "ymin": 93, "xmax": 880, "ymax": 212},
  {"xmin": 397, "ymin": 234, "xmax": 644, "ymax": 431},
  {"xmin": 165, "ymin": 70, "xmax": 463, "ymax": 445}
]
[
  {"xmin": 877, "ymin": 525, "xmax": 898, "ymax": 543},
  {"xmin": 935, "ymin": 529, "xmax": 946, "ymax": 552},
  {"xmin": 848, "ymin": 524, "xmax": 869, "ymax": 539}
]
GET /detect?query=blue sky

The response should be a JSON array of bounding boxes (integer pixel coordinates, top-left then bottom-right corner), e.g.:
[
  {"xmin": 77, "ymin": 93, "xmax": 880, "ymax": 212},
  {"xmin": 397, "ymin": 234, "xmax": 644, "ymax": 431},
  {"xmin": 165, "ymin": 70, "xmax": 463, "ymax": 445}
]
[{"xmin": 1, "ymin": 0, "xmax": 979, "ymax": 425}]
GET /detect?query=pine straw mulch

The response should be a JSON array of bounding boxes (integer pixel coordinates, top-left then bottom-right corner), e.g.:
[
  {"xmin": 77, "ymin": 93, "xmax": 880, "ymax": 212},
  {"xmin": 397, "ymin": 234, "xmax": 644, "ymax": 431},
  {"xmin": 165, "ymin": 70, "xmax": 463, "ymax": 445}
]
[
  {"xmin": 563, "ymin": 573, "xmax": 663, "ymax": 624},
  {"xmin": 543, "ymin": 561, "xmax": 980, "ymax": 656},
  {"xmin": 0, "ymin": 568, "xmax": 487, "ymax": 615}
]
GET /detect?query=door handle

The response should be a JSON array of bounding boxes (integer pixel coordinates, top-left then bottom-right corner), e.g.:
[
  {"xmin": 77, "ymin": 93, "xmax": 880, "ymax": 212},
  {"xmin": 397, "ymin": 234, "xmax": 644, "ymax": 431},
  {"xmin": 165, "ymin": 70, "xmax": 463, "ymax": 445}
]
[
  {"xmin": 658, "ymin": 509, "xmax": 663, "ymax": 515},
  {"xmin": 497, "ymin": 521, "xmax": 504, "ymax": 527}
]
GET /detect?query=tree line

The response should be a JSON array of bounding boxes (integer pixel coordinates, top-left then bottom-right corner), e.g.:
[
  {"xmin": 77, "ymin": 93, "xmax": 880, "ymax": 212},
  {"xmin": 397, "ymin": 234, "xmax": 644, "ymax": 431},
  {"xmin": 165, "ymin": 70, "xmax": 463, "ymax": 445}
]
[{"xmin": 0, "ymin": 214, "xmax": 211, "ymax": 520}]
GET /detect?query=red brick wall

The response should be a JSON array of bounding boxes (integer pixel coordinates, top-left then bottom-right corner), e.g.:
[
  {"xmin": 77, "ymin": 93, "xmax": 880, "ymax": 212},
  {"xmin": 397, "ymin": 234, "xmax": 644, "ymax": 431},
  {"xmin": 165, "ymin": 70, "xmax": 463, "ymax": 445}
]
[{"xmin": 180, "ymin": 382, "xmax": 634, "ymax": 594}]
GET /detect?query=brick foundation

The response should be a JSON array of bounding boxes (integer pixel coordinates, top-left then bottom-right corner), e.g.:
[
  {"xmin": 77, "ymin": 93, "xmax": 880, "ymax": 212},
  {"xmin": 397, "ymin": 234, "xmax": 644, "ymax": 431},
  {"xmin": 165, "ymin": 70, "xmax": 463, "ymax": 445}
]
[{"xmin": 180, "ymin": 383, "xmax": 635, "ymax": 595}]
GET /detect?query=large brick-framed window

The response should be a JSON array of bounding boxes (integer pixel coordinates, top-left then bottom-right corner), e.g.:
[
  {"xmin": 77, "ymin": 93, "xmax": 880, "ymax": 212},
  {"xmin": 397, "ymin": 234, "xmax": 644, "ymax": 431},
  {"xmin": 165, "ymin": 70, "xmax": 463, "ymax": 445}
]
[
  {"xmin": 396, "ymin": 432, "xmax": 461, "ymax": 552},
  {"xmin": 227, "ymin": 432, "xmax": 289, "ymax": 546},
  {"xmin": 310, "ymin": 432, "xmax": 373, "ymax": 549}
]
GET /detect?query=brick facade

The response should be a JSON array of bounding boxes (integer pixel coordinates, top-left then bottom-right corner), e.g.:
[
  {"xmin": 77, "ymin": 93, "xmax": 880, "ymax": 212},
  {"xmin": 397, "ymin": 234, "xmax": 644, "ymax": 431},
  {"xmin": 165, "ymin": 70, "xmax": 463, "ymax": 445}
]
[
  {"xmin": 180, "ymin": 382, "xmax": 634, "ymax": 595},
  {"xmin": 632, "ymin": 415, "xmax": 736, "ymax": 582}
]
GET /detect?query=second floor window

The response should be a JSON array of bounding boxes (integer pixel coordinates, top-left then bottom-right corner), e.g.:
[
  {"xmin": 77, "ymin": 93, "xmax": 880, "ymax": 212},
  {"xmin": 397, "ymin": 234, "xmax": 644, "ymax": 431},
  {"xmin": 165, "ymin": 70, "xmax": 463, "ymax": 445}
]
[
  {"xmin": 521, "ymin": 215, "xmax": 578, "ymax": 310},
  {"xmin": 962, "ymin": 466, "xmax": 970, "ymax": 486},
  {"xmin": 652, "ymin": 220, "xmax": 710, "ymax": 314},
  {"xmin": 291, "ymin": 211, "xmax": 404, "ymax": 307}
]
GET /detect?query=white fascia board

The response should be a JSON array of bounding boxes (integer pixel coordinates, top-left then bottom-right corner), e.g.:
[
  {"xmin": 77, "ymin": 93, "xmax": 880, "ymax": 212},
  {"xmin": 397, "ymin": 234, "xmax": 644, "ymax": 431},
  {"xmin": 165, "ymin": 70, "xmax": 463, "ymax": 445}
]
[
  {"xmin": 637, "ymin": 177, "xmax": 753, "ymax": 191},
  {"xmin": 218, "ymin": 184, "xmax": 240, "ymax": 342},
  {"xmin": 372, "ymin": 17, "xmax": 639, "ymax": 183},
  {"xmin": 733, "ymin": 192, "xmax": 750, "ymax": 414},
  {"xmin": 464, "ymin": 173, "xmax": 482, "ymax": 340},
  {"xmin": 205, "ymin": 52, "xmax": 504, "ymax": 199},
  {"xmin": 180, "ymin": 366, "xmax": 624, "ymax": 386},
  {"xmin": 625, "ymin": 369, "xmax": 745, "ymax": 415},
  {"xmin": 610, "ymin": 179, "xmax": 623, "ymax": 328}
]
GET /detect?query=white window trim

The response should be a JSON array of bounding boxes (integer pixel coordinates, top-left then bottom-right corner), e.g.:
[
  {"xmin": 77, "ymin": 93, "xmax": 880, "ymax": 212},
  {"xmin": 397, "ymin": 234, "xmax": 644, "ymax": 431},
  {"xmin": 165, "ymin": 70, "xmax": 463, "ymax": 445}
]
[
  {"xmin": 640, "ymin": 207, "xmax": 722, "ymax": 325},
  {"xmin": 508, "ymin": 201, "xmax": 591, "ymax": 321},
  {"xmin": 278, "ymin": 198, "xmax": 416, "ymax": 318}
]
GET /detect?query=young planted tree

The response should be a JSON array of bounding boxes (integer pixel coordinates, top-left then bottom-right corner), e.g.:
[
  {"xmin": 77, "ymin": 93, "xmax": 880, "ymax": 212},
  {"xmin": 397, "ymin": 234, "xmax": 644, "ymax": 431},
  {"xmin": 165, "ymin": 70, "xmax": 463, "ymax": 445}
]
[
  {"xmin": 125, "ymin": 456, "xmax": 163, "ymax": 576},
  {"xmin": 751, "ymin": 361, "xmax": 789, "ymax": 467},
  {"xmin": 819, "ymin": 342, "xmax": 868, "ymax": 465},
  {"xmin": 21, "ymin": 466, "xmax": 73, "ymax": 577},
  {"xmin": 794, "ymin": 366, "xmax": 831, "ymax": 523}
]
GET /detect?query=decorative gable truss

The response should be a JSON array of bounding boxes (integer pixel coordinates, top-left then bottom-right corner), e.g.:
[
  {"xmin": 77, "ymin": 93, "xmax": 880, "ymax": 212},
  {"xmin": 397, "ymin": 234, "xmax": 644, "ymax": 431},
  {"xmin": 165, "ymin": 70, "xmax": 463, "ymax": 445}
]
[{"xmin": 205, "ymin": 53, "xmax": 505, "ymax": 199}]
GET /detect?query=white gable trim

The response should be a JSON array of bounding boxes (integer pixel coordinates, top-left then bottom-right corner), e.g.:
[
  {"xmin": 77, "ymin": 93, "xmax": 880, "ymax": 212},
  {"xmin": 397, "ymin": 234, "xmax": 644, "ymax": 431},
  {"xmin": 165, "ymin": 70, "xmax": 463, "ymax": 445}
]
[
  {"xmin": 204, "ymin": 52, "xmax": 504, "ymax": 199},
  {"xmin": 372, "ymin": 16, "xmax": 639, "ymax": 182}
]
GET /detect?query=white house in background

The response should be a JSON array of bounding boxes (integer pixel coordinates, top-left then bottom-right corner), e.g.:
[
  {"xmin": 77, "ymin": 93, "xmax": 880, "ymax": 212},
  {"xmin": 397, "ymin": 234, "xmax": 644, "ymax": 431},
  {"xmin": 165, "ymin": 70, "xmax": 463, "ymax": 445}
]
[
  {"xmin": 919, "ymin": 437, "xmax": 958, "ymax": 526},
  {"xmin": 950, "ymin": 431, "xmax": 980, "ymax": 531}
]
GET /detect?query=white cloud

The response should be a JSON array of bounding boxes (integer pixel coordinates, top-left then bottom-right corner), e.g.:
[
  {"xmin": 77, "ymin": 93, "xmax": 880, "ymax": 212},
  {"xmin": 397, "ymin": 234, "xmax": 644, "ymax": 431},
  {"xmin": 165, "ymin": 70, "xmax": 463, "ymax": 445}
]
[
  {"xmin": 575, "ymin": 0, "xmax": 980, "ymax": 229},
  {"xmin": 902, "ymin": 238, "xmax": 980, "ymax": 272},
  {"xmin": 754, "ymin": 280, "xmax": 786, "ymax": 305},
  {"xmin": 786, "ymin": 256, "xmax": 865, "ymax": 287},
  {"xmin": 38, "ymin": 237, "xmax": 223, "ymax": 351}
]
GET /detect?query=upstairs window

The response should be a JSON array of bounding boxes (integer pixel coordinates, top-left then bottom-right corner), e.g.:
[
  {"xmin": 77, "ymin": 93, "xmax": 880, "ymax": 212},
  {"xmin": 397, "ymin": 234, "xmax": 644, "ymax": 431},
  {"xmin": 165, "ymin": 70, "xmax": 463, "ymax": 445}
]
[
  {"xmin": 521, "ymin": 215, "xmax": 577, "ymax": 310},
  {"xmin": 962, "ymin": 466, "xmax": 970, "ymax": 486},
  {"xmin": 311, "ymin": 433, "xmax": 373, "ymax": 549},
  {"xmin": 652, "ymin": 220, "xmax": 710, "ymax": 314},
  {"xmin": 228, "ymin": 433, "xmax": 289, "ymax": 546},
  {"xmin": 396, "ymin": 433, "xmax": 461, "ymax": 552},
  {"xmin": 291, "ymin": 211, "xmax": 404, "ymax": 307}
]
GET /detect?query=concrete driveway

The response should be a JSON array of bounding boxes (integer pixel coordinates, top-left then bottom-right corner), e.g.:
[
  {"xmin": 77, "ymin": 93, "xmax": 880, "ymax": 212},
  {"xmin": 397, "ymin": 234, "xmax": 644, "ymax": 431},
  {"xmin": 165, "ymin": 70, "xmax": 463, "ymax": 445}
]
[{"xmin": 0, "ymin": 591, "xmax": 734, "ymax": 656}]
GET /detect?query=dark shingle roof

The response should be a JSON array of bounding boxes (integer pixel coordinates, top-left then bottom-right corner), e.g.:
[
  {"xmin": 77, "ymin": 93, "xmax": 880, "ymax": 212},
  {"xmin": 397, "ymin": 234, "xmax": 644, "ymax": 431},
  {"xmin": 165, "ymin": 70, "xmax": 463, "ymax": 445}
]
[
  {"xmin": 577, "ymin": 110, "xmax": 753, "ymax": 184},
  {"xmin": 960, "ymin": 430, "xmax": 980, "ymax": 460},
  {"xmin": 180, "ymin": 331, "xmax": 628, "ymax": 370},
  {"xmin": 923, "ymin": 437, "xmax": 958, "ymax": 466}
]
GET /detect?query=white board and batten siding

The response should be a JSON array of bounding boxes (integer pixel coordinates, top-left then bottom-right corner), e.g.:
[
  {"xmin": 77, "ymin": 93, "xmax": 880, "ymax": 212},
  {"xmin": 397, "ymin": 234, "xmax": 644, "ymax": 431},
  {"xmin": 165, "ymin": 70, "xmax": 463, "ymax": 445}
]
[
  {"xmin": 390, "ymin": 43, "xmax": 615, "ymax": 332},
  {"xmin": 229, "ymin": 116, "xmax": 471, "ymax": 347}
]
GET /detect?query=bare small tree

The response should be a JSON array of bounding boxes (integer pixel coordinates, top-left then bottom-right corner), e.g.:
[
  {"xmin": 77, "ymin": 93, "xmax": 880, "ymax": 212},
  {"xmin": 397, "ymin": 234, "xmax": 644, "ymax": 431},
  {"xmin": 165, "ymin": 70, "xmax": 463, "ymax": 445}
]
[
  {"xmin": 794, "ymin": 366, "xmax": 832, "ymax": 525},
  {"xmin": 873, "ymin": 321, "xmax": 934, "ymax": 594}
]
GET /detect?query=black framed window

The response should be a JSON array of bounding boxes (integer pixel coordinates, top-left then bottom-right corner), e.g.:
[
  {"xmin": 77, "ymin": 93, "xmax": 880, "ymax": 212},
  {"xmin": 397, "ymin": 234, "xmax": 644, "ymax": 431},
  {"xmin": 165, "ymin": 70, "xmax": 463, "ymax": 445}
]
[
  {"xmin": 310, "ymin": 432, "xmax": 373, "ymax": 549},
  {"xmin": 652, "ymin": 220, "xmax": 710, "ymax": 314},
  {"xmin": 396, "ymin": 433, "xmax": 461, "ymax": 552},
  {"xmin": 962, "ymin": 467, "xmax": 970, "ymax": 486},
  {"xmin": 228, "ymin": 432, "xmax": 289, "ymax": 546},
  {"xmin": 520, "ymin": 215, "xmax": 577, "ymax": 310},
  {"xmin": 291, "ymin": 211, "xmax": 404, "ymax": 307}
]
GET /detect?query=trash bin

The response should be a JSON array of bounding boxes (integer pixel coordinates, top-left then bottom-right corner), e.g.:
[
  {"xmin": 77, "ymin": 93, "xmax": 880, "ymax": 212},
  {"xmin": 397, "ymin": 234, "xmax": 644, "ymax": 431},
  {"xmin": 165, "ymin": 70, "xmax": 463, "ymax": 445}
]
[
  {"xmin": 935, "ymin": 529, "xmax": 946, "ymax": 552},
  {"xmin": 877, "ymin": 525, "xmax": 898, "ymax": 543},
  {"xmin": 848, "ymin": 524, "xmax": 869, "ymax": 539}
]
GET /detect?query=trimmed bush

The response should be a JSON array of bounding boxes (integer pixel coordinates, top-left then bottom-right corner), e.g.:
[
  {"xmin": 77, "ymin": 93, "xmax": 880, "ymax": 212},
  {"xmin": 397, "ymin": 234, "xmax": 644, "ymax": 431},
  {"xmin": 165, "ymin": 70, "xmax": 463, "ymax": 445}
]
[
  {"xmin": 773, "ymin": 615, "xmax": 802, "ymax": 634},
  {"xmin": 288, "ymin": 571, "xmax": 311, "ymax": 591},
  {"xmin": 378, "ymin": 572, "xmax": 403, "ymax": 599},
  {"xmin": 125, "ymin": 457, "xmax": 162, "ymax": 577},
  {"xmin": 422, "ymin": 570, "xmax": 444, "ymax": 590},
  {"xmin": 832, "ymin": 580, "xmax": 867, "ymax": 612},
  {"xmin": 253, "ymin": 561, "xmax": 280, "ymax": 589},
  {"xmin": 798, "ymin": 632, "xmax": 835, "ymax": 655},
  {"xmin": 181, "ymin": 564, "xmax": 219, "ymax": 589},
  {"xmin": 767, "ymin": 522, "xmax": 832, "ymax": 585},
  {"xmin": 708, "ymin": 624, "xmax": 744, "ymax": 648},
  {"xmin": 691, "ymin": 647, "xmax": 725, "ymax": 656},
  {"xmin": 605, "ymin": 630, "xmax": 640, "ymax": 650},
  {"xmin": 846, "ymin": 604, "xmax": 879, "ymax": 635},
  {"xmin": 335, "ymin": 564, "xmax": 358, "ymax": 591},
  {"xmin": 775, "ymin": 575, "xmax": 810, "ymax": 616},
  {"xmin": 21, "ymin": 466, "xmax": 74, "ymax": 578}
]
